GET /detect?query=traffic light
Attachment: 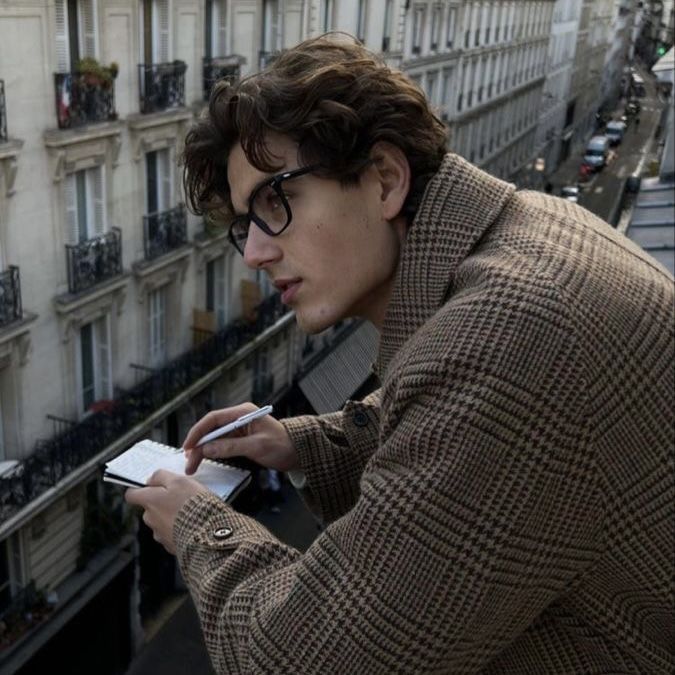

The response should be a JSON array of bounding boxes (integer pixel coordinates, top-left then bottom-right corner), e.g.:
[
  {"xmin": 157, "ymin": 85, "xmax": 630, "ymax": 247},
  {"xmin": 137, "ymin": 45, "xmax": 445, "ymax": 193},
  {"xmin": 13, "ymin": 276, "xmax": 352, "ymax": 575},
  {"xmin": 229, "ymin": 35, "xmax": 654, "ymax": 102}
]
[{"xmin": 656, "ymin": 44, "xmax": 667, "ymax": 57}]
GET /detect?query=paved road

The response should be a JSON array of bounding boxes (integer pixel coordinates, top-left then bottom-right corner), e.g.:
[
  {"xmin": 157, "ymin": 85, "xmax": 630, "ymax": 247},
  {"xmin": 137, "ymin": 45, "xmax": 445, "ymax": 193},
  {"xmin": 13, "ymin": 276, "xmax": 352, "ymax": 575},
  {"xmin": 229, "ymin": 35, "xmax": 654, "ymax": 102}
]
[{"xmin": 550, "ymin": 63, "xmax": 667, "ymax": 224}]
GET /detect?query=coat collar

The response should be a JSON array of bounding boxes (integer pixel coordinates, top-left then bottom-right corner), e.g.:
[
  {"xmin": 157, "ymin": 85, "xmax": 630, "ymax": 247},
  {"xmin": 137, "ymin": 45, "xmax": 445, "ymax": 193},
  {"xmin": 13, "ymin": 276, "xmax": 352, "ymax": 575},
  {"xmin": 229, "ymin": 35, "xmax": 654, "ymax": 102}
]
[{"xmin": 374, "ymin": 153, "xmax": 516, "ymax": 379}]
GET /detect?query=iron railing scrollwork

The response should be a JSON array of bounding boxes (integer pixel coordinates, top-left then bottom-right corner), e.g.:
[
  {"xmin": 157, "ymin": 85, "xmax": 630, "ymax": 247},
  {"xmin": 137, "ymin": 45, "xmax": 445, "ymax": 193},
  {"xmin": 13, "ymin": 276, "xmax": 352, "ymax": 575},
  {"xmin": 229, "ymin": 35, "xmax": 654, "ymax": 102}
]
[
  {"xmin": 0, "ymin": 293, "xmax": 288, "ymax": 523},
  {"xmin": 65, "ymin": 228, "xmax": 123, "ymax": 295},
  {"xmin": 203, "ymin": 56, "xmax": 242, "ymax": 101},
  {"xmin": 0, "ymin": 79, "xmax": 7, "ymax": 142},
  {"xmin": 0, "ymin": 266, "xmax": 22, "ymax": 328},
  {"xmin": 138, "ymin": 61, "xmax": 187, "ymax": 114},
  {"xmin": 143, "ymin": 205, "xmax": 188, "ymax": 261},
  {"xmin": 53, "ymin": 72, "xmax": 117, "ymax": 129}
]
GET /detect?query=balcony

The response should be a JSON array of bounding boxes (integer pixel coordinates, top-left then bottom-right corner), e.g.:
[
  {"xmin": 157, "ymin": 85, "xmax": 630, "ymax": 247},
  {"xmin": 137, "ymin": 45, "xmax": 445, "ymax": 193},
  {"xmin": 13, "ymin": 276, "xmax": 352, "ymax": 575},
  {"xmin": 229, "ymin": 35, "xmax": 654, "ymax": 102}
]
[
  {"xmin": 54, "ymin": 63, "xmax": 117, "ymax": 129},
  {"xmin": 203, "ymin": 56, "xmax": 242, "ymax": 101},
  {"xmin": 0, "ymin": 292, "xmax": 289, "ymax": 524},
  {"xmin": 0, "ymin": 266, "xmax": 22, "ymax": 328},
  {"xmin": 143, "ymin": 205, "xmax": 187, "ymax": 261},
  {"xmin": 138, "ymin": 61, "xmax": 187, "ymax": 114},
  {"xmin": 0, "ymin": 79, "xmax": 7, "ymax": 142},
  {"xmin": 65, "ymin": 228, "xmax": 123, "ymax": 295}
]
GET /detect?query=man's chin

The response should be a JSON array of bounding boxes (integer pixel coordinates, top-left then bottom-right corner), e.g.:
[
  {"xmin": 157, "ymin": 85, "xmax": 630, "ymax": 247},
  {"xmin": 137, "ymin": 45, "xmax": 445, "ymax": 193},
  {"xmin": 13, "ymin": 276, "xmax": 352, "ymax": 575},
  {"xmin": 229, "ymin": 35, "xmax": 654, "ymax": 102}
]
[{"xmin": 294, "ymin": 307, "xmax": 340, "ymax": 335}]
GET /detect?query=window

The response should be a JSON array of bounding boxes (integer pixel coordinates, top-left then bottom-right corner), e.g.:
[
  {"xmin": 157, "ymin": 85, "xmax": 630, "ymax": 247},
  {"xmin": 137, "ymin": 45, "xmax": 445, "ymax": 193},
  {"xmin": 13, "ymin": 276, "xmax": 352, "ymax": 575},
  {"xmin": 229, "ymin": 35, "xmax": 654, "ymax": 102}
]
[
  {"xmin": 0, "ymin": 535, "xmax": 23, "ymax": 613},
  {"xmin": 206, "ymin": 255, "xmax": 231, "ymax": 329},
  {"xmin": 357, "ymin": 0, "xmax": 368, "ymax": 41},
  {"xmin": 205, "ymin": 0, "xmax": 227, "ymax": 58},
  {"xmin": 321, "ymin": 0, "xmax": 334, "ymax": 32},
  {"xmin": 146, "ymin": 148, "xmax": 174, "ymax": 216},
  {"xmin": 442, "ymin": 68, "xmax": 453, "ymax": 106},
  {"xmin": 426, "ymin": 72, "xmax": 438, "ymax": 104},
  {"xmin": 142, "ymin": 0, "xmax": 171, "ymax": 65},
  {"xmin": 79, "ymin": 315, "xmax": 111, "ymax": 412},
  {"xmin": 148, "ymin": 286, "xmax": 167, "ymax": 367},
  {"xmin": 55, "ymin": 0, "xmax": 98, "ymax": 72},
  {"xmin": 382, "ymin": 0, "xmax": 393, "ymax": 51},
  {"xmin": 412, "ymin": 6, "xmax": 425, "ymax": 54},
  {"xmin": 65, "ymin": 166, "xmax": 106, "ymax": 244},
  {"xmin": 431, "ymin": 4, "xmax": 441, "ymax": 50},
  {"xmin": 446, "ymin": 7, "xmax": 456, "ymax": 48},
  {"xmin": 262, "ymin": 0, "xmax": 279, "ymax": 53}
]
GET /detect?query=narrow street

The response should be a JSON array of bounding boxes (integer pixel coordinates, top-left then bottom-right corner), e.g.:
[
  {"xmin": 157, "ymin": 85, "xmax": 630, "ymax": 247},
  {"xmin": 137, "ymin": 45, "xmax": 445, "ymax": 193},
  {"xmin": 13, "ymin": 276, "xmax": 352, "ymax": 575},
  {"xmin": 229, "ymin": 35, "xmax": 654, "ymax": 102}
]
[{"xmin": 550, "ymin": 63, "xmax": 668, "ymax": 224}]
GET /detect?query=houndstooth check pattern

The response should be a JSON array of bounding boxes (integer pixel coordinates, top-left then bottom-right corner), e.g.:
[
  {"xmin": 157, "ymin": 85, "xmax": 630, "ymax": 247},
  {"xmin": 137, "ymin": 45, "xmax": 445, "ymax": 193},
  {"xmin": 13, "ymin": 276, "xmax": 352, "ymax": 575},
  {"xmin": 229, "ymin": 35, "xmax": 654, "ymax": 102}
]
[{"xmin": 175, "ymin": 154, "xmax": 674, "ymax": 673}]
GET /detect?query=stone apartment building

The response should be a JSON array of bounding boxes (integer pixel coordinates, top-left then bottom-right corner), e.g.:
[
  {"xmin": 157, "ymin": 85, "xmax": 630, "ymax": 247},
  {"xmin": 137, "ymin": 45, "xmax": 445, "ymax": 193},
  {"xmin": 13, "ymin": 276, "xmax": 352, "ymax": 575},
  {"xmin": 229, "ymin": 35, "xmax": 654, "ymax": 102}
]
[
  {"xmin": 0, "ymin": 1, "xmax": 385, "ymax": 671},
  {"xmin": 0, "ymin": 1, "xmax": 632, "ymax": 672}
]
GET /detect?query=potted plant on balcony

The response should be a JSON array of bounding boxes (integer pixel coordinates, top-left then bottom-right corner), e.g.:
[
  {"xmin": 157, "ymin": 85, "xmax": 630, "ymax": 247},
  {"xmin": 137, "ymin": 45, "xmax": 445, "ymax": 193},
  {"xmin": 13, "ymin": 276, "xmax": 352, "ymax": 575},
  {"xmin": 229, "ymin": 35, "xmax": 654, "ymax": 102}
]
[{"xmin": 75, "ymin": 57, "xmax": 119, "ymax": 89}]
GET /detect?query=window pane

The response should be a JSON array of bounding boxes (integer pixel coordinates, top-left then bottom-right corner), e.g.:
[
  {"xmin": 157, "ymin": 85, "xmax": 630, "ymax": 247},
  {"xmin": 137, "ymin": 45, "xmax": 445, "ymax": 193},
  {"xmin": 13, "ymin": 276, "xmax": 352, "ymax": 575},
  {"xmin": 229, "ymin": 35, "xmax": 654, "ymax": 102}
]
[{"xmin": 81, "ymin": 323, "xmax": 94, "ymax": 411}]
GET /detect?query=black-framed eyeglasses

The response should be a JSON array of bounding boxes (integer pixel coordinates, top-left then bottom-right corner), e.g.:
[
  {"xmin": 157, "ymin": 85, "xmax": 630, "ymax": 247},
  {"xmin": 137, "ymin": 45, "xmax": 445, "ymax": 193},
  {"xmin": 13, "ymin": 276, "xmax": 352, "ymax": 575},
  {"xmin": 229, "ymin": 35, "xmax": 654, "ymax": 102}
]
[{"xmin": 227, "ymin": 164, "xmax": 322, "ymax": 255}]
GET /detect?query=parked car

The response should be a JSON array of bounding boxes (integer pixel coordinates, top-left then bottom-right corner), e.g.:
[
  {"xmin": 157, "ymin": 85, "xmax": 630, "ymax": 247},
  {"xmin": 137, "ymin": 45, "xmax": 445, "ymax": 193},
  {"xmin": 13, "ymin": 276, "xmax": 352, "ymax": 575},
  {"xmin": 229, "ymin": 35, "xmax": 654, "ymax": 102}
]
[
  {"xmin": 605, "ymin": 121, "xmax": 627, "ymax": 146},
  {"xmin": 561, "ymin": 185, "xmax": 580, "ymax": 203},
  {"xmin": 583, "ymin": 135, "xmax": 611, "ymax": 171}
]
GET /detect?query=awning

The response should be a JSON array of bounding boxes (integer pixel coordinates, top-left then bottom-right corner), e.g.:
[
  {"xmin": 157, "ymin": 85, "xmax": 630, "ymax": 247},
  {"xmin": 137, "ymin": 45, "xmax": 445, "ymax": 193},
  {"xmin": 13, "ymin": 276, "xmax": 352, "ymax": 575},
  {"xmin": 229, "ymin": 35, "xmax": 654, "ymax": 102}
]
[{"xmin": 299, "ymin": 321, "xmax": 379, "ymax": 414}]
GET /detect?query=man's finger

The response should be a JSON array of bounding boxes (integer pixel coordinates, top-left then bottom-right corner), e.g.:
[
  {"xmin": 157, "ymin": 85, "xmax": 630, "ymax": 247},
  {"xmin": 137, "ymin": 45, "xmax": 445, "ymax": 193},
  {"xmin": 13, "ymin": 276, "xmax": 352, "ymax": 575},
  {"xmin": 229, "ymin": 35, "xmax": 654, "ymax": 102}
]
[
  {"xmin": 182, "ymin": 403, "xmax": 257, "ymax": 449},
  {"xmin": 146, "ymin": 469, "xmax": 177, "ymax": 487},
  {"xmin": 199, "ymin": 434, "xmax": 262, "ymax": 462},
  {"xmin": 184, "ymin": 448, "xmax": 203, "ymax": 475}
]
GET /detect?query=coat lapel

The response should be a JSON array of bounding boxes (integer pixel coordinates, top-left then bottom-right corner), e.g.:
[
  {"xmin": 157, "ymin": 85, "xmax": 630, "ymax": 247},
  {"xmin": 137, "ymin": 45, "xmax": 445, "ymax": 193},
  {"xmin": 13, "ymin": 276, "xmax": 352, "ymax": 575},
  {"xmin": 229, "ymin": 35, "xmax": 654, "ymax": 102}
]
[{"xmin": 375, "ymin": 153, "xmax": 516, "ymax": 378}]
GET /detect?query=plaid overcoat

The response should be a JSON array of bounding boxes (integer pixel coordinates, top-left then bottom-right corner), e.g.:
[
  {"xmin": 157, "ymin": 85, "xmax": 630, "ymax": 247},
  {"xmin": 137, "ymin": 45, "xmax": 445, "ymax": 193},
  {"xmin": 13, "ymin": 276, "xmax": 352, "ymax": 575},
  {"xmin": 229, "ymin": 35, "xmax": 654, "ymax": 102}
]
[{"xmin": 175, "ymin": 154, "xmax": 674, "ymax": 673}]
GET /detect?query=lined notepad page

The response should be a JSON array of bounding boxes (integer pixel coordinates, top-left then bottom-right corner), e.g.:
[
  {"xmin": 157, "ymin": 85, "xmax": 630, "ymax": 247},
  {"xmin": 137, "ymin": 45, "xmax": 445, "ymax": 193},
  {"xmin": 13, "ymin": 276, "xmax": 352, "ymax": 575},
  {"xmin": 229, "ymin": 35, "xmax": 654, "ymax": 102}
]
[{"xmin": 105, "ymin": 439, "xmax": 249, "ymax": 498}]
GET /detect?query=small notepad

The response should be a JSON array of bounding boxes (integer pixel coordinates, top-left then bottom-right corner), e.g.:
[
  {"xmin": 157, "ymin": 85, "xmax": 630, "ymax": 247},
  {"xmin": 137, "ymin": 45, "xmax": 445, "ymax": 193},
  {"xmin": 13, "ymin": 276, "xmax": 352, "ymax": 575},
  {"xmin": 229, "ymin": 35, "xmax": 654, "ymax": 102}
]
[{"xmin": 103, "ymin": 439, "xmax": 251, "ymax": 502}]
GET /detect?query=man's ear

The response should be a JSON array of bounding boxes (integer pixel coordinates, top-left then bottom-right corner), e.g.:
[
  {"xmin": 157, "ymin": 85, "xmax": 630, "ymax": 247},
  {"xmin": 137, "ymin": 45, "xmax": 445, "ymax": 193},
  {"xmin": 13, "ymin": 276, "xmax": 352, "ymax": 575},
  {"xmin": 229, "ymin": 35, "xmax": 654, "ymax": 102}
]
[{"xmin": 369, "ymin": 142, "xmax": 411, "ymax": 221}]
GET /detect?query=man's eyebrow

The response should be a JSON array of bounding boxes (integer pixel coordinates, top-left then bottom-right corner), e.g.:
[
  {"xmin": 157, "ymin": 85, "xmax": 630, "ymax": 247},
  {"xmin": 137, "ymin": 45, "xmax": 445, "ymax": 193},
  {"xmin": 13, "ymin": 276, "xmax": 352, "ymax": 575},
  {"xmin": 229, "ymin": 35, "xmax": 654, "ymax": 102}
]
[{"xmin": 231, "ymin": 171, "xmax": 283, "ymax": 215}]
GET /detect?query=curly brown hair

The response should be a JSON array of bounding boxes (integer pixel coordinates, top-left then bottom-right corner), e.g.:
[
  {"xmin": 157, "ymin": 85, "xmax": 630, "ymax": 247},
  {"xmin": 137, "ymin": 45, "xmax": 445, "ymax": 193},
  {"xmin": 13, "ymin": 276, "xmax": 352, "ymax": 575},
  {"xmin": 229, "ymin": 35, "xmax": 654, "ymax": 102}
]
[{"xmin": 182, "ymin": 33, "xmax": 448, "ymax": 223}]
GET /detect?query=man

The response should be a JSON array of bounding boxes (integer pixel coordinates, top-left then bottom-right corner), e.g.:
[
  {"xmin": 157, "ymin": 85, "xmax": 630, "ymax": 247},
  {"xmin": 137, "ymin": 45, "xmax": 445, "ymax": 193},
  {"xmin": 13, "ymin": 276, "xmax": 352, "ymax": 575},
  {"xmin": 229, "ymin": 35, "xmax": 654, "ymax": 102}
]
[{"xmin": 126, "ymin": 35, "xmax": 674, "ymax": 673}]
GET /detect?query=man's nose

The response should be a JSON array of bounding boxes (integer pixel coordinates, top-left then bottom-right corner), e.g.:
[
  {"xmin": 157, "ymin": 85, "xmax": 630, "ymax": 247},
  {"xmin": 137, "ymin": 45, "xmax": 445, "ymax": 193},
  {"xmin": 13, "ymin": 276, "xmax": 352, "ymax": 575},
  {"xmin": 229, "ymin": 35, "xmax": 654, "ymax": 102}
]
[{"xmin": 243, "ymin": 222, "xmax": 282, "ymax": 269}]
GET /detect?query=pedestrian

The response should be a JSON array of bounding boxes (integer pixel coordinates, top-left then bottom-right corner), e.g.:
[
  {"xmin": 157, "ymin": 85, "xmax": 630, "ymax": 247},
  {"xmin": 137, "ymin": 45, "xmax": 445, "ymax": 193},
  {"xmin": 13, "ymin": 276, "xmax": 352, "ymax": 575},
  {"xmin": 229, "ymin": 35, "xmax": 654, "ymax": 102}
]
[
  {"xmin": 635, "ymin": 115, "xmax": 641, "ymax": 130},
  {"xmin": 125, "ymin": 34, "xmax": 674, "ymax": 674}
]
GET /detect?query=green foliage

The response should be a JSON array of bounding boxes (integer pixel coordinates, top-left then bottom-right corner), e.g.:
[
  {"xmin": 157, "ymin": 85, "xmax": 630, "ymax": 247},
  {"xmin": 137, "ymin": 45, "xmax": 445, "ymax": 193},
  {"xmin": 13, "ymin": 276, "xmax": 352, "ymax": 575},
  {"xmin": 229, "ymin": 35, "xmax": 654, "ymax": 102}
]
[{"xmin": 74, "ymin": 57, "xmax": 119, "ymax": 88}]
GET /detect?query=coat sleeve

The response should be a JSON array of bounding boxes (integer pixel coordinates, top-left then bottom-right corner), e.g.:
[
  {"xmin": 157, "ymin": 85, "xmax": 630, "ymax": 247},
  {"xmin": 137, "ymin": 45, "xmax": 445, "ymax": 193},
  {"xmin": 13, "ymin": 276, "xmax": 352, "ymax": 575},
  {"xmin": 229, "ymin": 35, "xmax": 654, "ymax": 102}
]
[
  {"xmin": 280, "ymin": 388, "xmax": 381, "ymax": 523},
  {"xmin": 173, "ymin": 289, "xmax": 605, "ymax": 674}
]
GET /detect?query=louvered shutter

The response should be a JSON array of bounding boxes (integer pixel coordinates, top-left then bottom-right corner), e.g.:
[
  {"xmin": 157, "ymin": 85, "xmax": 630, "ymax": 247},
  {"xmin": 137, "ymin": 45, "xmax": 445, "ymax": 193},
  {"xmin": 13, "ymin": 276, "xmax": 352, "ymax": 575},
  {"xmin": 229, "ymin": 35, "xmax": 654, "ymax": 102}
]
[
  {"xmin": 96, "ymin": 316, "xmax": 112, "ymax": 399},
  {"xmin": 217, "ymin": 0, "xmax": 228, "ymax": 56},
  {"xmin": 154, "ymin": 0, "xmax": 170, "ymax": 63},
  {"xmin": 55, "ymin": 0, "xmax": 71, "ymax": 72},
  {"xmin": 91, "ymin": 166, "xmax": 106, "ymax": 234},
  {"xmin": 65, "ymin": 173, "xmax": 79, "ymax": 245},
  {"xmin": 79, "ymin": 0, "xmax": 98, "ymax": 58}
]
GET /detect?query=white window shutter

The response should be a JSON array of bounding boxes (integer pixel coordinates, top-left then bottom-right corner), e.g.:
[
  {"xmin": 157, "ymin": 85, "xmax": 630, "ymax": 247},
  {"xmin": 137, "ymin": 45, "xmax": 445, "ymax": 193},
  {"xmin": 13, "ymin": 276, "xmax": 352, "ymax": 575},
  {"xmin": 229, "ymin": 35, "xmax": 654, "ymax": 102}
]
[
  {"xmin": 79, "ymin": 0, "xmax": 98, "ymax": 59},
  {"xmin": 55, "ymin": 0, "xmax": 70, "ymax": 72},
  {"xmin": 65, "ymin": 174, "xmax": 79, "ymax": 245},
  {"xmin": 96, "ymin": 316, "xmax": 112, "ymax": 399},
  {"xmin": 154, "ymin": 0, "xmax": 171, "ymax": 63},
  {"xmin": 91, "ymin": 166, "xmax": 106, "ymax": 235},
  {"xmin": 217, "ymin": 0, "xmax": 228, "ymax": 55}
]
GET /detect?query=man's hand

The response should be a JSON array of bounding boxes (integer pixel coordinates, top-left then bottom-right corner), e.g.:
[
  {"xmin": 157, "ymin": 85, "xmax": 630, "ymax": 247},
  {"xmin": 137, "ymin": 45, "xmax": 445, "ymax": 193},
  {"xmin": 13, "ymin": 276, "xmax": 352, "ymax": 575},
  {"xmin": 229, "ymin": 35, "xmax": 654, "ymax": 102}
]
[
  {"xmin": 182, "ymin": 403, "xmax": 297, "ymax": 475},
  {"xmin": 125, "ymin": 470, "xmax": 208, "ymax": 554}
]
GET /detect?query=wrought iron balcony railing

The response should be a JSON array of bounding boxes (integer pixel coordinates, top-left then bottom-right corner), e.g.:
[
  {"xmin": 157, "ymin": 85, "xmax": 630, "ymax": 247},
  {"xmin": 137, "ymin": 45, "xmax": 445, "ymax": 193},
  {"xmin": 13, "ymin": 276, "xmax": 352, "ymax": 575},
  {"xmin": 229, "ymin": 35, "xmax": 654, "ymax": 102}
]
[
  {"xmin": 54, "ymin": 72, "xmax": 117, "ymax": 129},
  {"xmin": 138, "ymin": 61, "xmax": 187, "ymax": 114},
  {"xmin": 203, "ymin": 56, "xmax": 241, "ymax": 101},
  {"xmin": 0, "ymin": 293, "xmax": 288, "ymax": 522},
  {"xmin": 143, "ymin": 204, "xmax": 188, "ymax": 261},
  {"xmin": 0, "ymin": 266, "xmax": 22, "ymax": 328},
  {"xmin": 0, "ymin": 79, "xmax": 7, "ymax": 142},
  {"xmin": 65, "ymin": 228, "xmax": 123, "ymax": 295}
]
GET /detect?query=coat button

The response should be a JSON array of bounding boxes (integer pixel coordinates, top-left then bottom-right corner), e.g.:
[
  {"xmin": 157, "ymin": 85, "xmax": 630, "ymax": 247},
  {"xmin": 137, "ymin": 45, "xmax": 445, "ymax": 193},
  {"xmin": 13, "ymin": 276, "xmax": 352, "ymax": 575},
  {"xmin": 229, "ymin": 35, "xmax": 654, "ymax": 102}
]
[
  {"xmin": 213, "ymin": 527, "xmax": 233, "ymax": 540},
  {"xmin": 352, "ymin": 411, "xmax": 369, "ymax": 427}
]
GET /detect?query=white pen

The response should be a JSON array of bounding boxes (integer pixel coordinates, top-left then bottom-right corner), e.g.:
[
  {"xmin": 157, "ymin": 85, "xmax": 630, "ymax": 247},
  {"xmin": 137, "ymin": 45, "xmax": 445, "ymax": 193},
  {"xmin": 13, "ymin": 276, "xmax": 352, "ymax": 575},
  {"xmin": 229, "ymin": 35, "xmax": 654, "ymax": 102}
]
[{"xmin": 194, "ymin": 405, "xmax": 274, "ymax": 447}]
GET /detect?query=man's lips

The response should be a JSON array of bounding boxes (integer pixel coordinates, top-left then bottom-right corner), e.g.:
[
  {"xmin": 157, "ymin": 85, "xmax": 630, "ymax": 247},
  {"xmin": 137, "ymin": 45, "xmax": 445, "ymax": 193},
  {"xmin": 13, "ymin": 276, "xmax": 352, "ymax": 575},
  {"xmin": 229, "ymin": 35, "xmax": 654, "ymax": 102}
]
[{"xmin": 274, "ymin": 278, "xmax": 302, "ymax": 304}]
